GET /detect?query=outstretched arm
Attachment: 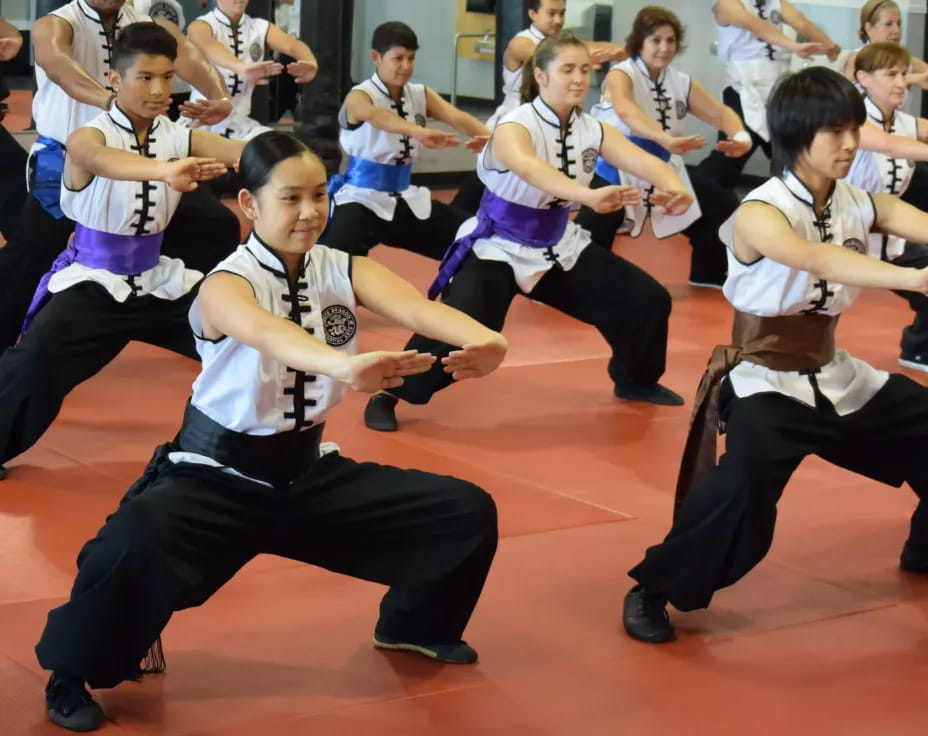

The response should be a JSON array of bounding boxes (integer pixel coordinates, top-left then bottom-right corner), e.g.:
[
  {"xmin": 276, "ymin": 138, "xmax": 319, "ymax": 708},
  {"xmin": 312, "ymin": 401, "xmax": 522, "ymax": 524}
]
[
  {"xmin": 425, "ymin": 88, "xmax": 490, "ymax": 151},
  {"xmin": 859, "ymin": 120, "xmax": 928, "ymax": 161},
  {"xmin": 198, "ymin": 272, "xmax": 437, "ymax": 392},
  {"xmin": 687, "ymin": 79, "xmax": 751, "ymax": 157},
  {"xmin": 190, "ymin": 129, "xmax": 245, "ymax": 167},
  {"xmin": 780, "ymin": 0, "xmax": 840, "ymax": 60},
  {"xmin": 344, "ymin": 89, "xmax": 460, "ymax": 149},
  {"xmin": 715, "ymin": 0, "xmax": 830, "ymax": 58},
  {"xmin": 65, "ymin": 127, "xmax": 227, "ymax": 191},
  {"xmin": 733, "ymin": 199, "xmax": 928, "ymax": 291},
  {"xmin": 602, "ymin": 69, "xmax": 705, "ymax": 156},
  {"xmin": 599, "ymin": 123, "xmax": 693, "ymax": 214},
  {"xmin": 187, "ymin": 19, "xmax": 283, "ymax": 86},
  {"xmin": 266, "ymin": 23, "xmax": 318, "ymax": 83},
  {"xmin": 353, "ymin": 256, "xmax": 507, "ymax": 380}
]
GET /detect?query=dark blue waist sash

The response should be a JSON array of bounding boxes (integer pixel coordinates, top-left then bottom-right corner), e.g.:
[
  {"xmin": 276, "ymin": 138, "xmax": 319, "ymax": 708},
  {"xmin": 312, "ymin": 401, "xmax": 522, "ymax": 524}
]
[
  {"xmin": 428, "ymin": 189, "xmax": 570, "ymax": 300},
  {"xmin": 30, "ymin": 135, "xmax": 66, "ymax": 219},
  {"xmin": 627, "ymin": 135, "xmax": 671, "ymax": 162},
  {"xmin": 328, "ymin": 156, "xmax": 413, "ymax": 196}
]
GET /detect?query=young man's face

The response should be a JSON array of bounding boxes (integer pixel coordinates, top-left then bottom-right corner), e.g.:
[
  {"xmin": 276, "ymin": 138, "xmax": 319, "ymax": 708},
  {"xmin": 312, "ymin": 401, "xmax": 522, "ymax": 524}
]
[
  {"xmin": 371, "ymin": 46, "xmax": 416, "ymax": 88},
  {"xmin": 528, "ymin": 0, "xmax": 566, "ymax": 36},
  {"xmin": 801, "ymin": 122, "xmax": 860, "ymax": 180},
  {"xmin": 217, "ymin": 0, "xmax": 249, "ymax": 20},
  {"xmin": 109, "ymin": 53, "xmax": 174, "ymax": 121}
]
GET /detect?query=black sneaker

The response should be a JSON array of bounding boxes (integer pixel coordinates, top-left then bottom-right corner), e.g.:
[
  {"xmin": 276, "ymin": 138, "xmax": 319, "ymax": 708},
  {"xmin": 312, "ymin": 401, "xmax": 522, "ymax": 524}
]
[
  {"xmin": 372, "ymin": 633, "xmax": 478, "ymax": 664},
  {"xmin": 899, "ymin": 351, "xmax": 928, "ymax": 373},
  {"xmin": 46, "ymin": 672, "xmax": 104, "ymax": 731},
  {"xmin": 614, "ymin": 383, "xmax": 684, "ymax": 406},
  {"xmin": 622, "ymin": 584, "xmax": 674, "ymax": 643},
  {"xmin": 364, "ymin": 393, "xmax": 399, "ymax": 431}
]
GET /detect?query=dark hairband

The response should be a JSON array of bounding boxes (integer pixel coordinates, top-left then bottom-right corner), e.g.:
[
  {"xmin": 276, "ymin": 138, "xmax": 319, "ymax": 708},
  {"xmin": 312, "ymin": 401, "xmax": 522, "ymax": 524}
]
[{"xmin": 866, "ymin": 0, "xmax": 893, "ymax": 23}]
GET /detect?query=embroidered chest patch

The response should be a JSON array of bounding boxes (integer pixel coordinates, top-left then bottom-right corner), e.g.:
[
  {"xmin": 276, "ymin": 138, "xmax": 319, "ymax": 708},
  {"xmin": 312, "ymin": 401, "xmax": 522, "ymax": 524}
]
[
  {"xmin": 581, "ymin": 147, "xmax": 598, "ymax": 174},
  {"xmin": 322, "ymin": 305, "xmax": 357, "ymax": 346},
  {"xmin": 414, "ymin": 113, "xmax": 426, "ymax": 127},
  {"xmin": 770, "ymin": 9, "xmax": 783, "ymax": 25},
  {"xmin": 147, "ymin": 1, "xmax": 179, "ymax": 24},
  {"xmin": 249, "ymin": 42, "xmax": 262, "ymax": 61},
  {"xmin": 842, "ymin": 237, "xmax": 866, "ymax": 254},
  {"xmin": 675, "ymin": 100, "xmax": 687, "ymax": 120}
]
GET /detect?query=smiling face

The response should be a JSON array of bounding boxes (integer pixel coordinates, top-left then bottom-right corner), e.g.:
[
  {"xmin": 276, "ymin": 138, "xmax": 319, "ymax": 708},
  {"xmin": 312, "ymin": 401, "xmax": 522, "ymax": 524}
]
[
  {"xmin": 528, "ymin": 0, "xmax": 566, "ymax": 36},
  {"xmin": 534, "ymin": 42, "xmax": 591, "ymax": 109},
  {"xmin": 239, "ymin": 153, "xmax": 329, "ymax": 261},
  {"xmin": 857, "ymin": 63, "xmax": 908, "ymax": 111},
  {"xmin": 865, "ymin": 5, "xmax": 903, "ymax": 43},
  {"xmin": 797, "ymin": 122, "xmax": 861, "ymax": 180},
  {"xmin": 639, "ymin": 24, "xmax": 678, "ymax": 73},
  {"xmin": 109, "ymin": 52, "xmax": 174, "ymax": 121}
]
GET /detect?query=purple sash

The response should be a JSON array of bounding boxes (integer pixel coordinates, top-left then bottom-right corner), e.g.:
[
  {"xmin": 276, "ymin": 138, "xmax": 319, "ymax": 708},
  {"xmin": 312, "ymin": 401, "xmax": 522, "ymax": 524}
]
[
  {"xmin": 428, "ymin": 189, "xmax": 570, "ymax": 299},
  {"xmin": 22, "ymin": 224, "xmax": 164, "ymax": 334}
]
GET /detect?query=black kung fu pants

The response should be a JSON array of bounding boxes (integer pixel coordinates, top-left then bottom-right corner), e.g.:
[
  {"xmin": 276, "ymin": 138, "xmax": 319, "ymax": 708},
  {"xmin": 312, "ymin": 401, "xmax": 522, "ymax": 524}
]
[
  {"xmin": 389, "ymin": 243, "xmax": 672, "ymax": 406},
  {"xmin": 322, "ymin": 198, "xmax": 471, "ymax": 261},
  {"xmin": 629, "ymin": 374, "xmax": 928, "ymax": 612},
  {"xmin": 35, "ymin": 446, "xmax": 498, "ymax": 689},
  {"xmin": 0, "ymin": 281, "xmax": 198, "ymax": 466}
]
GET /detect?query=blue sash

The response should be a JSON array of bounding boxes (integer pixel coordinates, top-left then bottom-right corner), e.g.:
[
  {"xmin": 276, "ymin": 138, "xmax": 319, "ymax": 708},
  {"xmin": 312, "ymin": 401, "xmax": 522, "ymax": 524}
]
[
  {"xmin": 30, "ymin": 135, "xmax": 66, "ymax": 219},
  {"xmin": 627, "ymin": 135, "xmax": 671, "ymax": 162},
  {"xmin": 328, "ymin": 156, "xmax": 413, "ymax": 196},
  {"xmin": 594, "ymin": 158, "xmax": 620, "ymax": 185}
]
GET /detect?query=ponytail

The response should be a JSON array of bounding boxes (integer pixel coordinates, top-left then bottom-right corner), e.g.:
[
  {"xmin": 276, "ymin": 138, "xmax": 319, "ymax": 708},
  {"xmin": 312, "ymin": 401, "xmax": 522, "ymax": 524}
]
[{"xmin": 519, "ymin": 55, "xmax": 540, "ymax": 104}]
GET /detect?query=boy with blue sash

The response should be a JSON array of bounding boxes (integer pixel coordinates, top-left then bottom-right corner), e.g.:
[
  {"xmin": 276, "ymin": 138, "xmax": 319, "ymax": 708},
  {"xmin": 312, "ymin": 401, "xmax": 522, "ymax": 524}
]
[{"xmin": 322, "ymin": 21, "xmax": 489, "ymax": 261}]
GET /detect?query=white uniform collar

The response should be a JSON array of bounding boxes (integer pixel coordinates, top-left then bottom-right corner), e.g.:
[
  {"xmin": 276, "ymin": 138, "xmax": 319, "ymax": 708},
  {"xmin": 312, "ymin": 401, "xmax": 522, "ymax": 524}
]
[
  {"xmin": 76, "ymin": 0, "xmax": 122, "ymax": 25},
  {"xmin": 780, "ymin": 169, "xmax": 836, "ymax": 212},
  {"xmin": 633, "ymin": 55, "xmax": 666, "ymax": 87},
  {"xmin": 370, "ymin": 71, "xmax": 408, "ymax": 102},
  {"xmin": 244, "ymin": 231, "xmax": 311, "ymax": 279},
  {"xmin": 213, "ymin": 6, "xmax": 243, "ymax": 28},
  {"xmin": 531, "ymin": 95, "xmax": 579, "ymax": 130},
  {"xmin": 863, "ymin": 94, "xmax": 895, "ymax": 130},
  {"xmin": 107, "ymin": 101, "xmax": 160, "ymax": 138},
  {"xmin": 527, "ymin": 24, "xmax": 546, "ymax": 42}
]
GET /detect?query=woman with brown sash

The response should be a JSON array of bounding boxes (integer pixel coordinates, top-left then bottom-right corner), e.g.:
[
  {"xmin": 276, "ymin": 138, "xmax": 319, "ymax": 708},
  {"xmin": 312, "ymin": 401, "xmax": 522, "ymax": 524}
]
[{"xmin": 622, "ymin": 67, "xmax": 928, "ymax": 644}]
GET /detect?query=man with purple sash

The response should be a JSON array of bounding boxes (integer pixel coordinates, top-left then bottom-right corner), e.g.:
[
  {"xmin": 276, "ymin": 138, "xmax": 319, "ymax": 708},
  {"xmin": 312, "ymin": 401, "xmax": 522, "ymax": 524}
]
[
  {"xmin": 321, "ymin": 22, "xmax": 490, "ymax": 262},
  {"xmin": 364, "ymin": 32, "xmax": 695, "ymax": 432},
  {"xmin": 0, "ymin": 0, "xmax": 241, "ymax": 353},
  {"xmin": 0, "ymin": 23, "xmax": 244, "ymax": 481}
]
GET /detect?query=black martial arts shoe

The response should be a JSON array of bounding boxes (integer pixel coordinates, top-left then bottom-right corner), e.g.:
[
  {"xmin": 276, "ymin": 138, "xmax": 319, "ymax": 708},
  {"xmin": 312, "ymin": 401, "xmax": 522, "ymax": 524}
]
[
  {"xmin": 900, "ymin": 541, "xmax": 928, "ymax": 573},
  {"xmin": 364, "ymin": 393, "xmax": 399, "ymax": 431},
  {"xmin": 614, "ymin": 383, "xmax": 684, "ymax": 406},
  {"xmin": 46, "ymin": 672, "xmax": 104, "ymax": 731},
  {"xmin": 899, "ymin": 350, "xmax": 928, "ymax": 373},
  {"xmin": 622, "ymin": 585, "xmax": 674, "ymax": 643},
  {"xmin": 372, "ymin": 633, "xmax": 479, "ymax": 664}
]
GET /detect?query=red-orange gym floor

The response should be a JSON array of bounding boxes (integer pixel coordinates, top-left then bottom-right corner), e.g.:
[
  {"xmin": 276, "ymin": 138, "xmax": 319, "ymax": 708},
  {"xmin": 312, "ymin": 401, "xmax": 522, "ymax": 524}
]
[{"xmin": 4, "ymin": 100, "xmax": 928, "ymax": 734}]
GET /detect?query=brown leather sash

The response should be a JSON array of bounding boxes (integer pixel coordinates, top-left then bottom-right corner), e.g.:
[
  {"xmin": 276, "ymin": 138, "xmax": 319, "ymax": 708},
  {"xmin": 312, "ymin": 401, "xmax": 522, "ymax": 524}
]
[{"xmin": 673, "ymin": 310, "xmax": 838, "ymax": 513}]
